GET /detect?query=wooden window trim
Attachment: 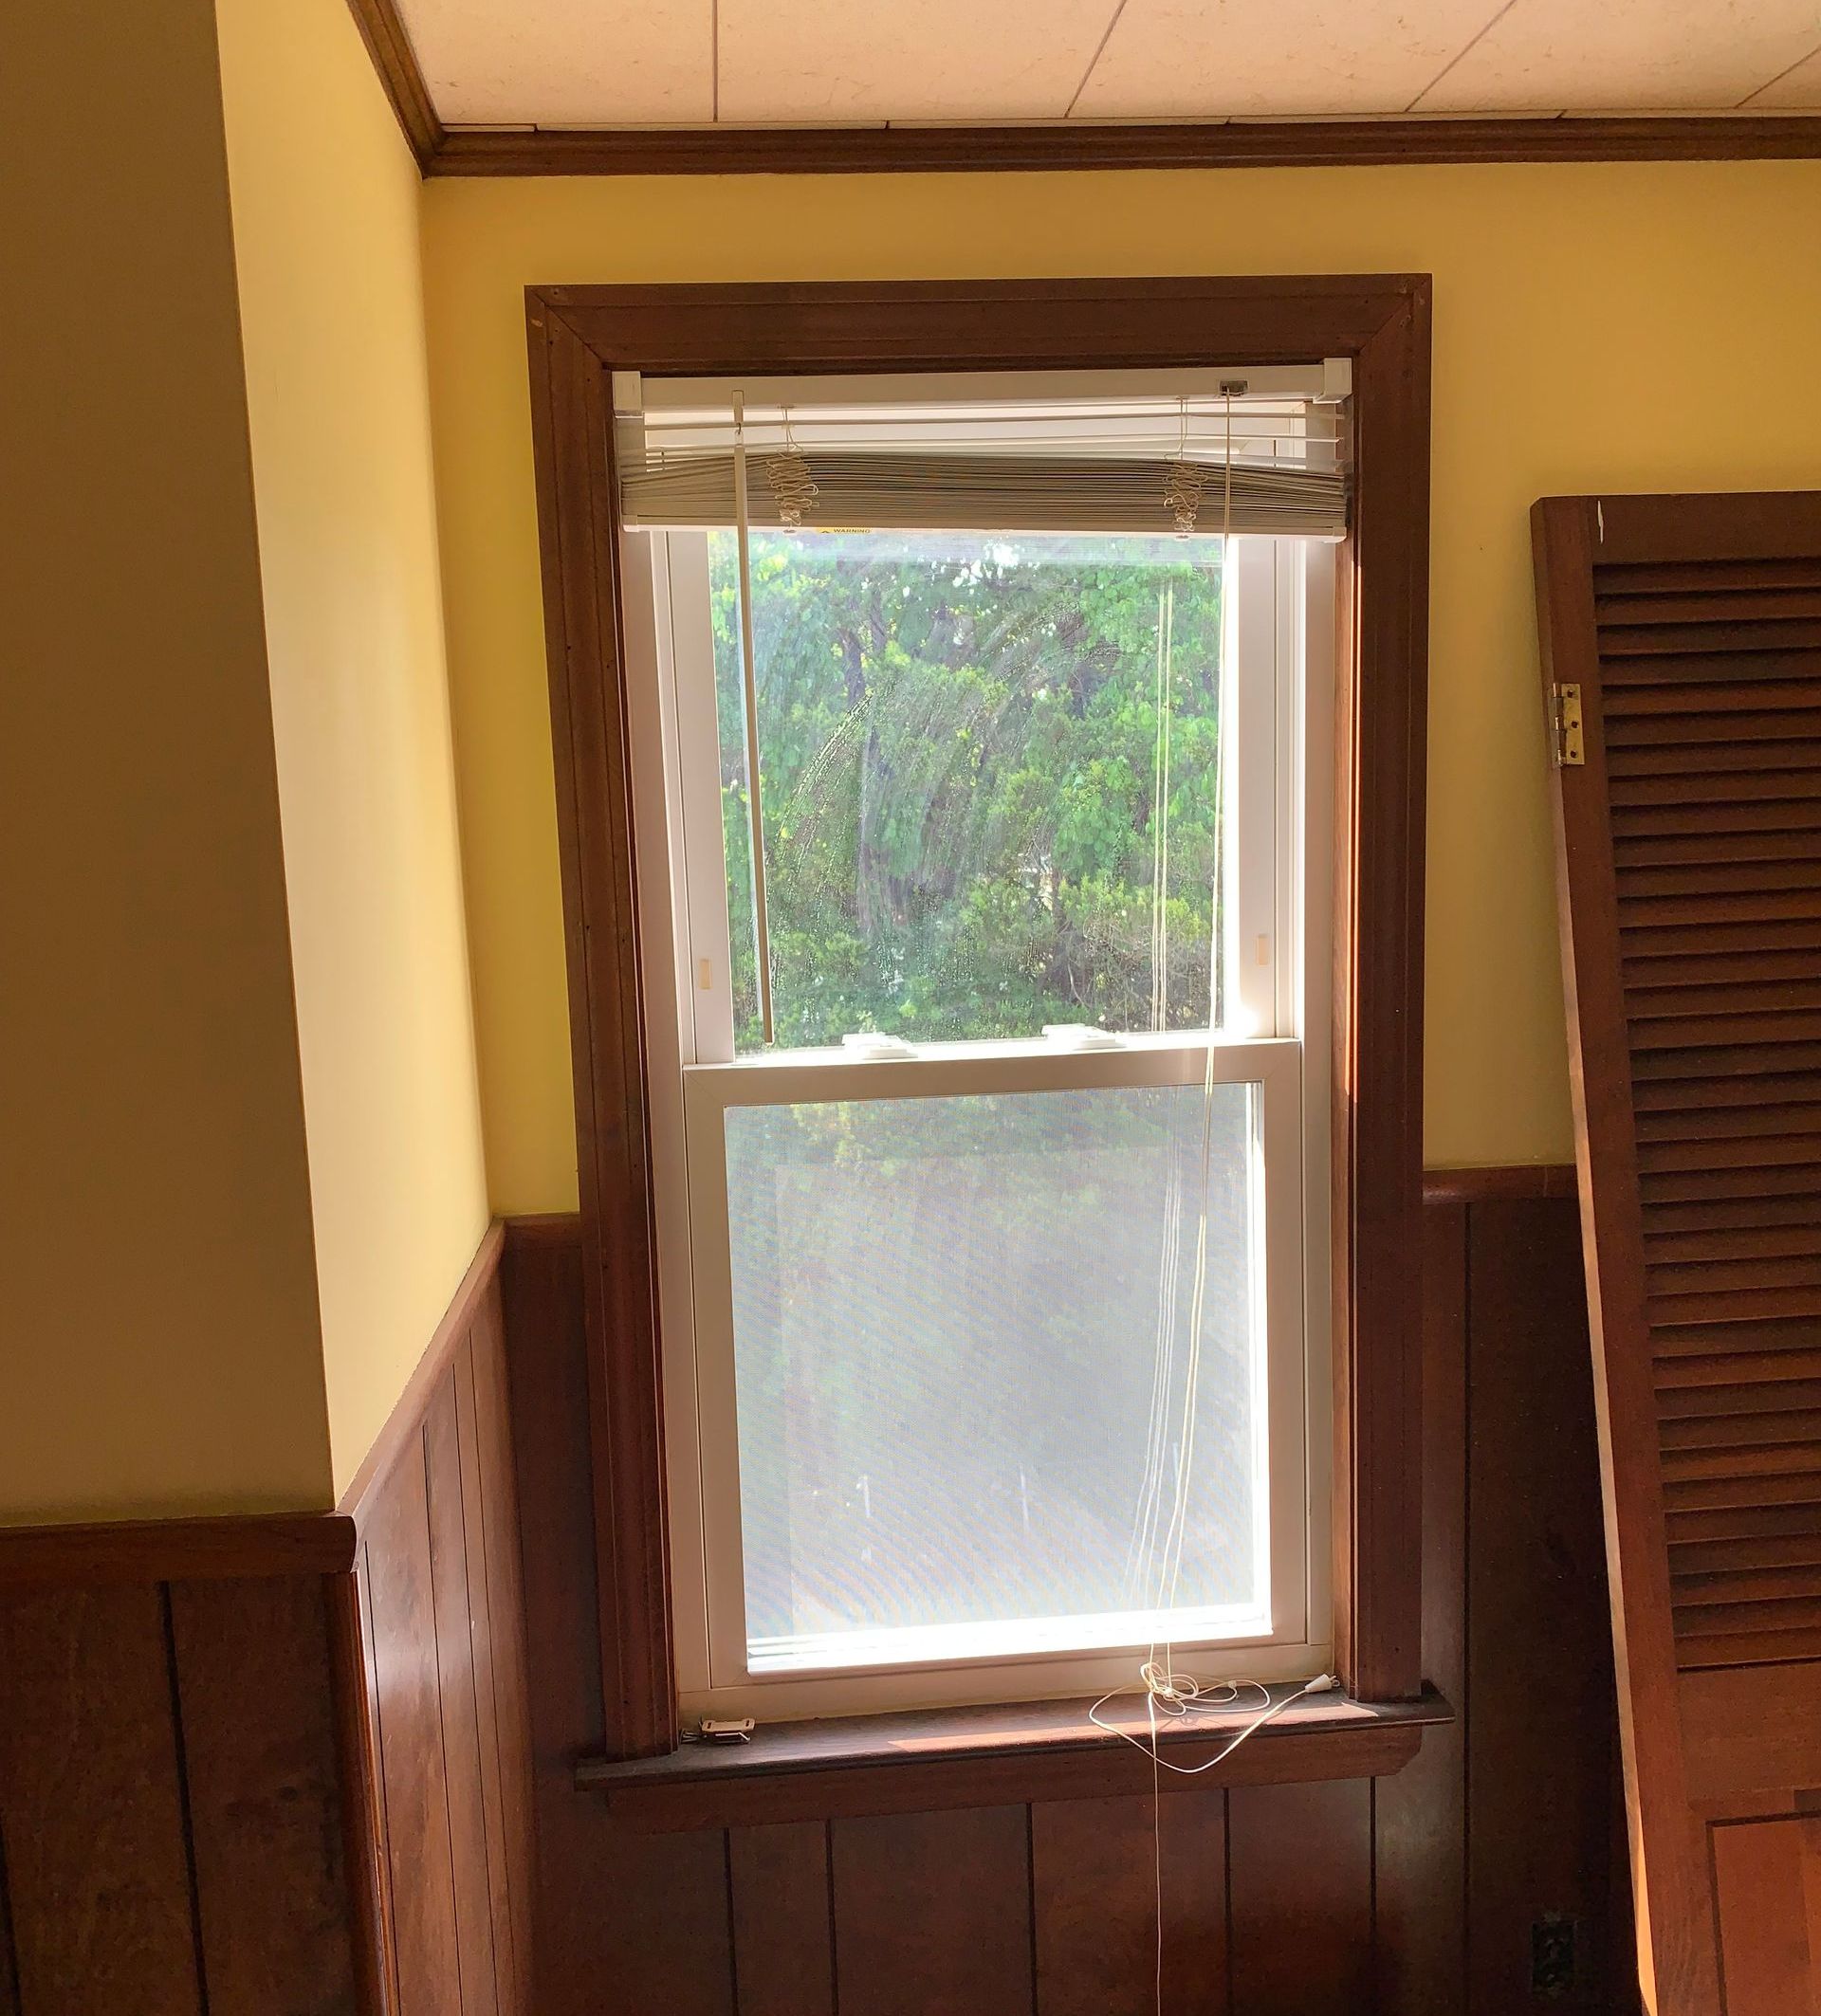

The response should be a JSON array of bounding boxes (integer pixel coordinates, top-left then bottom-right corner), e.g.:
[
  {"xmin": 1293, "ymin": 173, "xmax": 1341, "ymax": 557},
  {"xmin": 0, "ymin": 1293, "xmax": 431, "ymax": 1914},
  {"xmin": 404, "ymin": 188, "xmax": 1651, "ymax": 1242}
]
[
  {"xmin": 572, "ymin": 1688, "xmax": 1450, "ymax": 1832},
  {"xmin": 524, "ymin": 277, "xmax": 1434, "ymax": 1759}
]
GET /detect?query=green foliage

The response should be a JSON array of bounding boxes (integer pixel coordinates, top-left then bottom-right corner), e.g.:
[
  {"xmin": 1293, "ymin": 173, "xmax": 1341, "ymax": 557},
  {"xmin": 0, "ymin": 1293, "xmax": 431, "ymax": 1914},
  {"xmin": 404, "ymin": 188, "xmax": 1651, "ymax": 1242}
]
[{"xmin": 708, "ymin": 528, "xmax": 1224, "ymax": 1050}]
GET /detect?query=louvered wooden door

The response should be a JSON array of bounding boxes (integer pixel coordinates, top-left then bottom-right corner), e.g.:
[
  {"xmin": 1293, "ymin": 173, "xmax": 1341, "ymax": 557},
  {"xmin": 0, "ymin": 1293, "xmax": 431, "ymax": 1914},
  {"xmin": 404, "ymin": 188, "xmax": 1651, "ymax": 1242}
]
[{"xmin": 1535, "ymin": 491, "xmax": 1821, "ymax": 2016}]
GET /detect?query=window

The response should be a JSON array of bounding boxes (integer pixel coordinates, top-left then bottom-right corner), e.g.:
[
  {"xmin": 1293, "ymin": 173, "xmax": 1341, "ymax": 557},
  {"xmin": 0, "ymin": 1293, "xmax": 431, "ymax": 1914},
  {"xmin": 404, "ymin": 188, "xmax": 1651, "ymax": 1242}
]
[
  {"xmin": 620, "ymin": 370, "xmax": 1339, "ymax": 1719},
  {"xmin": 529, "ymin": 279, "xmax": 1434, "ymax": 1758}
]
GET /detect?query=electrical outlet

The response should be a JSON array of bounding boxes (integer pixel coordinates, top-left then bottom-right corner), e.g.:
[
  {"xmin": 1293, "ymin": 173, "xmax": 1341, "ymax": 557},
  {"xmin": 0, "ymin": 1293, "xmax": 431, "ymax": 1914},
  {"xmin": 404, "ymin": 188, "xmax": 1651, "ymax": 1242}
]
[{"xmin": 1531, "ymin": 1914, "xmax": 1577, "ymax": 1999}]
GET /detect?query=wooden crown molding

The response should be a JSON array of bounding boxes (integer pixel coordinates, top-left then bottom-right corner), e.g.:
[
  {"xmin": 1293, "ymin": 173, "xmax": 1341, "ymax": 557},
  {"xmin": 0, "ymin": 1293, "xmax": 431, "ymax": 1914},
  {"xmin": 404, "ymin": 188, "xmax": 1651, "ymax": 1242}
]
[
  {"xmin": 432, "ymin": 114, "xmax": 1821, "ymax": 177},
  {"xmin": 344, "ymin": 0, "xmax": 443, "ymax": 171}
]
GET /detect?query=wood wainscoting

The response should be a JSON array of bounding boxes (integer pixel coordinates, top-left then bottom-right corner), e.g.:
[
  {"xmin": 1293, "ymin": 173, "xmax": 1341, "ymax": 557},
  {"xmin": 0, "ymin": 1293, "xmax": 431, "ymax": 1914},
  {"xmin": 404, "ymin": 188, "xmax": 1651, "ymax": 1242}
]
[
  {"xmin": 0, "ymin": 1227, "xmax": 532, "ymax": 2016},
  {"xmin": 506, "ymin": 1179, "xmax": 1639, "ymax": 2016},
  {"xmin": 0, "ymin": 1175, "xmax": 1635, "ymax": 2014}
]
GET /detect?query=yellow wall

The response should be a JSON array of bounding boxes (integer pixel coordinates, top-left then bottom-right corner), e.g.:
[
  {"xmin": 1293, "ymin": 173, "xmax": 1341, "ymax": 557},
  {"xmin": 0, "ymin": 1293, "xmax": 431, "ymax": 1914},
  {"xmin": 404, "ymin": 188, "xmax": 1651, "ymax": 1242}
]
[
  {"xmin": 0, "ymin": 0, "xmax": 331, "ymax": 1517},
  {"xmin": 215, "ymin": 0, "xmax": 490, "ymax": 1494},
  {"xmin": 421, "ymin": 163, "xmax": 1821, "ymax": 1203}
]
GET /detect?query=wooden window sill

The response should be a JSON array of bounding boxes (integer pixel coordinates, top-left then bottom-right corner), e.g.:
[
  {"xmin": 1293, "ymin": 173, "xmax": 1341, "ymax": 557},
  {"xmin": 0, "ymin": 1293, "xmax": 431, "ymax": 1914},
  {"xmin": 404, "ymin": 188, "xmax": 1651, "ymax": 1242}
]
[{"xmin": 575, "ymin": 1684, "xmax": 1453, "ymax": 1831}]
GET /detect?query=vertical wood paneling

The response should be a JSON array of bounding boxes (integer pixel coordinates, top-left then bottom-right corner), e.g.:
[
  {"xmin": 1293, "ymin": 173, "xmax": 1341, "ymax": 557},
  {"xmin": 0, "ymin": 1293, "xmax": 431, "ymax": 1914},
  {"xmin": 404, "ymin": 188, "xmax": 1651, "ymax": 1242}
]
[
  {"xmin": 0, "ymin": 1832, "xmax": 18, "ymax": 2016},
  {"xmin": 1712, "ymin": 1817, "xmax": 1821, "ymax": 2016},
  {"xmin": 357, "ymin": 1551, "xmax": 405, "ymax": 2016},
  {"xmin": 1467, "ymin": 1198, "xmax": 1622, "ymax": 2012},
  {"xmin": 728, "ymin": 1823, "xmax": 835, "ymax": 2016},
  {"xmin": 466, "ymin": 1274, "xmax": 536, "ymax": 1999},
  {"xmin": 1375, "ymin": 1198, "xmax": 1467, "ymax": 2016},
  {"xmin": 1227, "ymin": 1778, "xmax": 1372, "ymax": 2015},
  {"xmin": 426, "ymin": 1369, "xmax": 503, "ymax": 2016},
  {"xmin": 832, "ymin": 1805, "xmax": 1034, "ymax": 2016},
  {"xmin": 454, "ymin": 1329, "xmax": 524, "ymax": 2016},
  {"xmin": 1032, "ymin": 1789, "xmax": 1226, "ymax": 2016},
  {"xmin": 0, "ymin": 1585, "xmax": 204, "ymax": 2015},
  {"xmin": 365, "ymin": 1434, "xmax": 466, "ymax": 2016},
  {"xmin": 168, "ymin": 1574, "xmax": 361, "ymax": 2015},
  {"xmin": 0, "ymin": 1818, "xmax": 20, "ymax": 2016}
]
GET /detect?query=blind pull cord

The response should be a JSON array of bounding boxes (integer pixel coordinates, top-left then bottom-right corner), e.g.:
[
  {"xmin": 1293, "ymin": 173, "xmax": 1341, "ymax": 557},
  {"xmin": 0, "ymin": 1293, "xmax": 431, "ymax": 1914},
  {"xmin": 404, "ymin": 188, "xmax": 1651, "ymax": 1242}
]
[{"xmin": 731, "ymin": 393, "xmax": 776, "ymax": 1045}]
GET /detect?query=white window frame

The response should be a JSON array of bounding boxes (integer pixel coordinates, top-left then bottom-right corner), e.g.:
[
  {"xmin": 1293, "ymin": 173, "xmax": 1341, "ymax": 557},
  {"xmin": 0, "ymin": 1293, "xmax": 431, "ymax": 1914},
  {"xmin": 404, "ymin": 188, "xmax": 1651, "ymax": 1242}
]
[{"xmin": 620, "ymin": 521, "xmax": 1334, "ymax": 1721}]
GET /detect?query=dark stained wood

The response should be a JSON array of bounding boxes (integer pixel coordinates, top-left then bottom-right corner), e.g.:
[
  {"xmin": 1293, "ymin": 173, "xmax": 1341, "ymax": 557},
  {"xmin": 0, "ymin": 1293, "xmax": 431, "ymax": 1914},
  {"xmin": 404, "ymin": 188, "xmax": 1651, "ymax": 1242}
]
[
  {"xmin": 0, "ymin": 1585, "xmax": 205, "ymax": 2014},
  {"xmin": 595, "ymin": 1722, "xmax": 1426, "ymax": 1833},
  {"xmin": 578, "ymin": 1692, "xmax": 1440, "ymax": 1831},
  {"xmin": 340, "ymin": 1221, "xmax": 505, "ymax": 1532},
  {"xmin": 552, "ymin": 1805, "xmax": 736, "ymax": 2016},
  {"xmin": 1680, "ymin": 1662, "xmax": 1821, "ymax": 1804},
  {"xmin": 168, "ymin": 1575, "xmax": 362, "ymax": 2015},
  {"xmin": 1032, "ymin": 1789, "xmax": 1227, "ymax": 2016},
  {"xmin": 425, "ymin": 1373, "xmax": 503, "ymax": 2016},
  {"xmin": 525, "ymin": 302, "xmax": 675, "ymax": 1761},
  {"xmin": 1335, "ymin": 277, "xmax": 1432, "ymax": 1703},
  {"xmin": 1536, "ymin": 493, "xmax": 1727, "ymax": 2016},
  {"xmin": 831, "ymin": 1805, "xmax": 1033, "ymax": 2016},
  {"xmin": 325, "ymin": 1566, "xmax": 395, "ymax": 2016},
  {"xmin": 1422, "ymin": 1163, "xmax": 1578, "ymax": 1201},
  {"xmin": 455, "ymin": 1308, "xmax": 530, "ymax": 2016},
  {"xmin": 362, "ymin": 1432, "xmax": 467, "ymax": 2016},
  {"xmin": 1539, "ymin": 489, "xmax": 1821, "ymax": 2011},
  {"xmin": 1227, "ymin": 1778, "xmax": 1372, "ymax": 2015},
  {"xmin": 543, "ymin": 274, "xmax": 1408, "ymax": 375},
  {"xmin": 340, "ymin": 0, "xmax": 441, "ymax": 167},
  {"xmin": 464, "ymin": 1277, "xmax": 536, "ymax": 2004},
  {"xmin": 429, "ymin": 116, "xmax": 1821, "ymax": 179},
  {"xmin": 727, "ymin": 1823, "xmax": 835, "ymax": 2016},
  {"xmin": 524, "ymin": 277, "xmax": 1432, "ymax": 1732},
  {"xmin": 498, "ymin": 1219, "xmax": 741, "ymax": 2016},
  {"xmin": 1583, "ymin": 493, "xmax": 1821, "ymax": 569},
  {"xmin": 0, "ymin": 1824, "xmax": 18, "ymax": 2016},
  {"xmin": 1465, "ymin": 1197, "xmax": 1628, "ymax": 2015},
  {"xmin": 1711, "ymin": 1818, "xmax": 1821, "ymax": 2015},
  {"xmin": 1374, "ymin": 1198, "xmax": 1467, "ymax": 2016},
  {"xmin": 0, "ymin": 1512, "xmax": 356, "ymax": 1585}
]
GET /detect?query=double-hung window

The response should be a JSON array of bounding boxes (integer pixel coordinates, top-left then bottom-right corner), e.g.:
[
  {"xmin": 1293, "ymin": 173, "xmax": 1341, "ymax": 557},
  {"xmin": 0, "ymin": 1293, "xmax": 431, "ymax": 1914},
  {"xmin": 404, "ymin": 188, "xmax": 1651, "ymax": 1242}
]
[{"xmin": 617, "ymin": 369, "xmax": 1345, "ymax": 1720}]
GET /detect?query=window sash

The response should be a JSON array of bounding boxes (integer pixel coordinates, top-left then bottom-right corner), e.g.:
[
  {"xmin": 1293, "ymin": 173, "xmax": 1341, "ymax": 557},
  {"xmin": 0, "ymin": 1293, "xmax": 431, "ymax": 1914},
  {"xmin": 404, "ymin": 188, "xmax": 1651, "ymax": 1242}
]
[
  {"xmin": 617, "ymin": 520, "xmax": 1334, "ymax": 1720},
  {"xmin": 653, "ymin": 526, "xmax": 1282, "ymax": 1064},
  {"xmin": 679, "ymin": 1035, "xmax": 1312, "ymax": 1719}
]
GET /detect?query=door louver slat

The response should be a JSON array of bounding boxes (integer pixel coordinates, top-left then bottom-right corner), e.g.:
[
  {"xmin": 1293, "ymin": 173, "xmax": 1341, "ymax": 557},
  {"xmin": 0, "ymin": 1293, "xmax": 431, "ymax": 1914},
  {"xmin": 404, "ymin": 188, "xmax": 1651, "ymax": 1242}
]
[{"xmin": 1536, "ymin": 489, "xmax": 1821, "ymax": 2015}]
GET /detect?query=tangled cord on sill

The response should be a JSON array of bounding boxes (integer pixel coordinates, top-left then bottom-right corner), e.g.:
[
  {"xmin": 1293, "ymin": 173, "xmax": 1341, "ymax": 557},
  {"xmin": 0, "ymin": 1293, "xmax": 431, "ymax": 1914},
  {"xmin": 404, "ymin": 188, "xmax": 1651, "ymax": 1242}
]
[{"xmin": 1087, "ymin": 1665, "xmax": 1341, "ymax": 1776}]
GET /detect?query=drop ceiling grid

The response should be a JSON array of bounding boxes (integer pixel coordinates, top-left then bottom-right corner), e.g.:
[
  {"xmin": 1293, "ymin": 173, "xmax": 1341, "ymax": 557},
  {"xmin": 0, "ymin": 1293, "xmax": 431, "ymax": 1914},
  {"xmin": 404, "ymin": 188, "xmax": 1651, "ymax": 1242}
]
[{"xmin": 393, "ymin": 0, "xmax": 1821, "ymax": 130}]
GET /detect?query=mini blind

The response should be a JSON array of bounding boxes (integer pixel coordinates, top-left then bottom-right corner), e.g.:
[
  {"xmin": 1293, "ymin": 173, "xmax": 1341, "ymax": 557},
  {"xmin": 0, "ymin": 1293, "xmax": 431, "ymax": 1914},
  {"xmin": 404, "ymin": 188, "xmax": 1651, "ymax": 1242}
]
[
  {"xmin": 1535, "ymin": 489, "xmax": 1821, "ymax": 2016},
  {"xmin": 615, "ymin": 368, "xmax": 1350, "ymax": 540}
]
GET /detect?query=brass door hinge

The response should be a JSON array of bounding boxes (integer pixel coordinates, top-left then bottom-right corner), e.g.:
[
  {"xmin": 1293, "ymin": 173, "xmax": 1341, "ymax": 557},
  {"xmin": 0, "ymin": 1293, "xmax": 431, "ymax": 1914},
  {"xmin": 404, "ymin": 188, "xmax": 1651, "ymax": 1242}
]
[{"xmin": 1552, "ymin": 683, "xmax": 1585, "ymax": 766}]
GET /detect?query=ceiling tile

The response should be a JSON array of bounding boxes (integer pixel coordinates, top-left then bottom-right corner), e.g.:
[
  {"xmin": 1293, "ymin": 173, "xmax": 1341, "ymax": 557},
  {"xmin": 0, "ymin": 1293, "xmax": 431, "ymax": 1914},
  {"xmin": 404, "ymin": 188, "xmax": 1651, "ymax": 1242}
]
[
  {"xmin": 1749, "ymin": 42, "xmax": 1821, "ymax": 105},
  {"xmin": 397, "ymin": 0, "xmax": 714, "ymax": 125},
  {"xmin": 1420, "ymin": 0, "xmax": 1821, "ymax": 111},
  {"xmin": 1072, "ymin": 0, "xmax": 1499, "ymax": 119},
  {"xmin": 715, "ymin": 0, "xmax": 1115, "ymax": 122}
]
